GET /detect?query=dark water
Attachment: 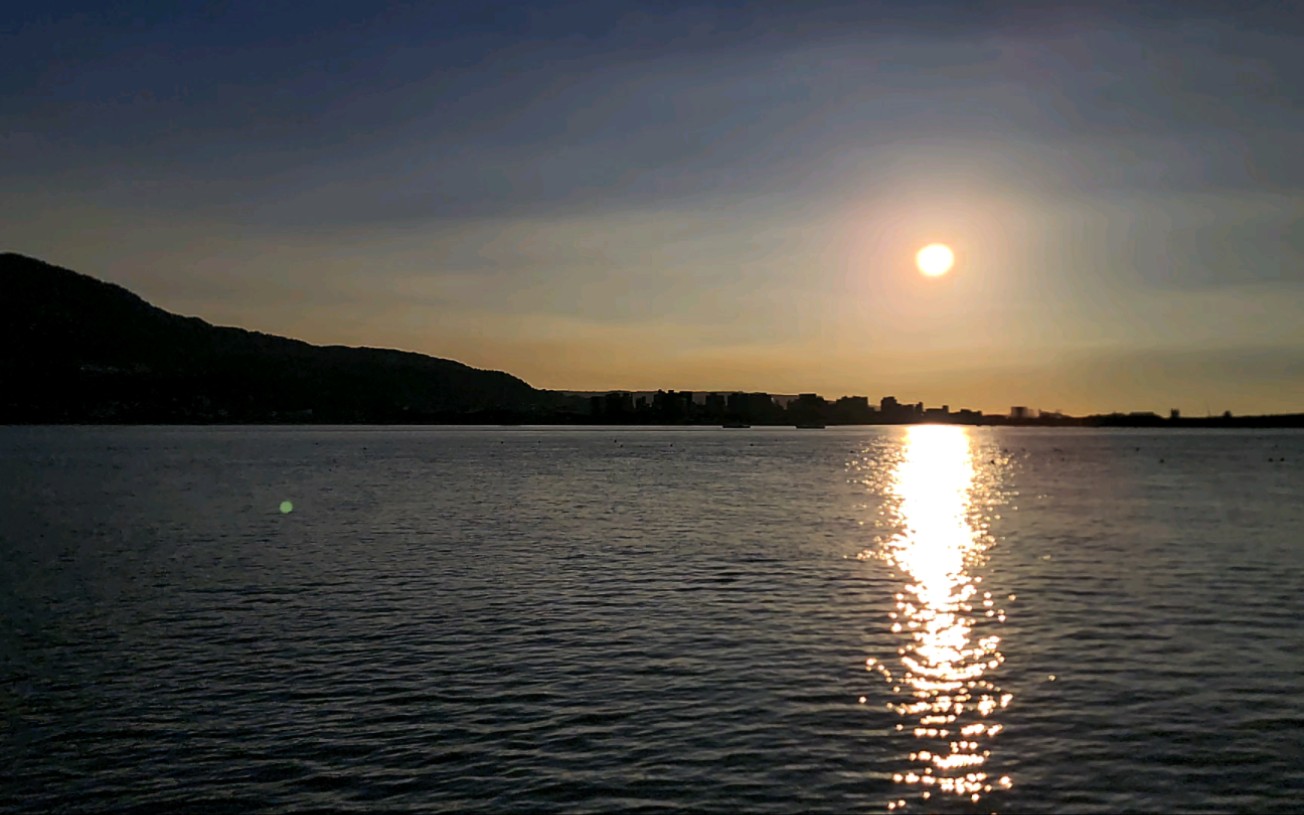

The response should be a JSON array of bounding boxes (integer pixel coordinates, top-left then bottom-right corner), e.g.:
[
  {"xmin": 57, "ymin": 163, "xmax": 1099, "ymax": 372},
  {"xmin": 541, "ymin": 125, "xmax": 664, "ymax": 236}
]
[{"xmin": 2, "ymin": 426, "xmax": 1302, "ymax": 813}]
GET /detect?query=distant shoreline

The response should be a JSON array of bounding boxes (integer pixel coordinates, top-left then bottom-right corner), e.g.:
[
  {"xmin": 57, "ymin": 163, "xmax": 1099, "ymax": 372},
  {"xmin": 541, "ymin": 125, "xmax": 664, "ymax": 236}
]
[{"xmin": 5, "ymin": 415, "xmax": 1304, "ymax": 429}]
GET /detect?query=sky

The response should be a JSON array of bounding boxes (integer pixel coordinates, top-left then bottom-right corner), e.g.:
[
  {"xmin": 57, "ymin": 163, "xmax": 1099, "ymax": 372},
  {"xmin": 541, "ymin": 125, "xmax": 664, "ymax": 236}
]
[{"xmin": 3, "ymin": 0, "xmax": 1302, "ymax": 415}]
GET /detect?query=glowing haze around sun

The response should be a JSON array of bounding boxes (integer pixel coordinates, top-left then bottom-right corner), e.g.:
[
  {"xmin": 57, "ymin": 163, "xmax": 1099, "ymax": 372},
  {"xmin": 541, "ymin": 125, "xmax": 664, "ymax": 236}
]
[{"xmin": 916, "ymin": 244, "xmax": 955, "ymax": 277}]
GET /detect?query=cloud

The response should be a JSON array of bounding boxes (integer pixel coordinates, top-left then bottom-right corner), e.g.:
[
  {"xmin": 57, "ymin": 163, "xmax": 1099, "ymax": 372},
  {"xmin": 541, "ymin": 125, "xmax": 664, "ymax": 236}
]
[{"xmin": 7, "ymin": 1, "xmax": 1302, "ymax": 230}]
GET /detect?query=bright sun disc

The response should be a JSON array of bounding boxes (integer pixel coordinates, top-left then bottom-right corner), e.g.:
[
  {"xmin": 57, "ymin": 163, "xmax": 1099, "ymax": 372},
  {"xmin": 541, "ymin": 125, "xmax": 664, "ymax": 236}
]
[{"xmin": 916, "ymin": 244, "xmax": 955, "ymax": 277}]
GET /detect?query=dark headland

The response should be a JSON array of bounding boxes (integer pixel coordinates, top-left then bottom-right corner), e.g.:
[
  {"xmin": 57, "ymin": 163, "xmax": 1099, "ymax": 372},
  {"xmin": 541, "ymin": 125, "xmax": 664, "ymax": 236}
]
[
  {"xmin": 2, "ymin": 253, "xmax": 1301, "ymax": 427},
  {"xmin": 0, "ymin": 253, "xmax": 543, "ymax": 424}
]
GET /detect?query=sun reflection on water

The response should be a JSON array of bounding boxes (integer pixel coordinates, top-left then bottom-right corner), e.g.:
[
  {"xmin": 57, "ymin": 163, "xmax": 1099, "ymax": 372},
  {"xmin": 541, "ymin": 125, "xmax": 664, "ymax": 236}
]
[{"xmin": 861, "ymin": 425, "xmax": 1010, "ymax": 811}]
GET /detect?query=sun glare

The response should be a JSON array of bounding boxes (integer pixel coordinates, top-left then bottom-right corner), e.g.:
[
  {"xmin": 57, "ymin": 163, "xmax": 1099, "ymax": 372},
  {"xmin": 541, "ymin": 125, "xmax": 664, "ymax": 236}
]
[
  {"xmin": 916, "ymin": 244, "xmax": 955, "ymax": 277},
  {"xmin": 875, "ymin": 425, "xmax": 1011, "ymax": 808}
]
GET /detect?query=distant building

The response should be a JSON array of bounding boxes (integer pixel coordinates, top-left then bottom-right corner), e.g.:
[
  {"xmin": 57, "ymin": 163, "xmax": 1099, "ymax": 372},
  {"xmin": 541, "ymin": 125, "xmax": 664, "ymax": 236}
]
[
  {"xmin": 832, "ymin": 395, "xmax": 873, "ymax": 424},
  {"xmin": 879, "ymin": 396, "xmax": 921, "ymax": 423},
  {"xmin": 1010, "ymin": 406, "xmax": 1038, "ymax": 420},
  {"xmin": 652, "ymin": 389, "xmax": 693, "ymax": 421},
  {"xmin": 727, "ymin": 392, "xmax": 776, "ymax": 422},
  {"xmin": 790, "ymin": 393, "xmax": 830, "ymax": 427},
  {"xmin": 879, "ymin": 396, "xmax": 905, "ymax": 422},
  {"xmin": 604, "ymin": 391, "xmax": 635, "ymax": 416}
]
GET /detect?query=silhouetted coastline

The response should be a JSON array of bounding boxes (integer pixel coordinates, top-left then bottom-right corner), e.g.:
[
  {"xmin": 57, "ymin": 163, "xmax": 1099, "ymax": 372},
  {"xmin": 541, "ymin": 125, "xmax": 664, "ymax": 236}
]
[{"xmin": 3, "ymin": 253, "xmax": 1301, "ymax": 428}]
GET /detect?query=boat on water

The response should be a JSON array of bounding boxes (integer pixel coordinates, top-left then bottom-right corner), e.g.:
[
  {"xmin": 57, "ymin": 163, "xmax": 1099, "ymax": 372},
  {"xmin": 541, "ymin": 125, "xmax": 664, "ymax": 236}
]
[
  {"xmin": 722, "ymin": 420, "xmax": 751, "ymax": 428},
  {"xmin": 794, "ymin": 422, "xmax": 826, "ymax": 429}
]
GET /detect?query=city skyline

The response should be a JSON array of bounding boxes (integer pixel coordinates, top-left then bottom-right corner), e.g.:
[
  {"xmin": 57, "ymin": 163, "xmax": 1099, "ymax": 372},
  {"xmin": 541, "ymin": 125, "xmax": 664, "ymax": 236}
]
[
  {"xmin": 3, "ymin": 1, "xmax": 1301, "ymax": 415},
  {"xmin": 565, "ymin": 387, "xmax": 1257, "ymax": 424}
]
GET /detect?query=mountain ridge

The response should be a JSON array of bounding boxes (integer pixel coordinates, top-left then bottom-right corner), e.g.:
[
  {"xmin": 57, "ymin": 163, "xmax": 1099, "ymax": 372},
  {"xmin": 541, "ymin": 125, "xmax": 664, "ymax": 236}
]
[{"xmin": 0, "ymin": 252, "xmax": 550, "ymax": 423}]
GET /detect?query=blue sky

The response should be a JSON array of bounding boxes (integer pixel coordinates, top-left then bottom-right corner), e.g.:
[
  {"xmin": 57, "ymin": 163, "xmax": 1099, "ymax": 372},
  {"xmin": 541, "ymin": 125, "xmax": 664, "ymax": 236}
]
[{"xmin": 4, "ymin": 0, "xmax": 1302, "ymax": 413}]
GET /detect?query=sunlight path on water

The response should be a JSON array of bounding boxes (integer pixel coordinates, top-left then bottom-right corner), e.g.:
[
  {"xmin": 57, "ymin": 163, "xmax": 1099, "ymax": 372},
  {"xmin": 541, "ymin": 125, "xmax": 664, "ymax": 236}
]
[{"xmin": 858, "ymin": 426, "xmax": 1011, "ymax": 812}]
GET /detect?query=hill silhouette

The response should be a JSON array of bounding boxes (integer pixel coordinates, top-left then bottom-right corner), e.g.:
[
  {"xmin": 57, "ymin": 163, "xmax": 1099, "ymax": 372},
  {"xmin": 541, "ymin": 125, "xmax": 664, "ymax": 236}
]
[{"xmin": 0, "ymin": 253, "xmax": 548, "ymax": 423}]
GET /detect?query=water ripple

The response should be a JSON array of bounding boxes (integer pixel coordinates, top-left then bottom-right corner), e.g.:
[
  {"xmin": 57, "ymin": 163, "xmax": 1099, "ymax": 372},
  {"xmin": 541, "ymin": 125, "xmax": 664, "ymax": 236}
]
[{"xmin": 2, "ymin": 426, "xmax": 1303, "ymax": 813}]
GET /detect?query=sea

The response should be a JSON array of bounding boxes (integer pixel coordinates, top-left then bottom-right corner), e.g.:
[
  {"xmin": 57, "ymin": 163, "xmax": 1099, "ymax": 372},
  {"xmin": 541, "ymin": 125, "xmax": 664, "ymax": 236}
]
[{"xmin": 2, "ymin": 425, "xmax": 1302, "ymax": 813}]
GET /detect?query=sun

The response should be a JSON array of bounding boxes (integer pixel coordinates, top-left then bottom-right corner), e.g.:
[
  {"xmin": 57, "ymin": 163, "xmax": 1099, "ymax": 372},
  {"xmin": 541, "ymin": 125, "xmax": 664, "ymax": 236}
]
[{"xmin": 916, "ymin": 243, "xmax": 955, "ymax": 277}]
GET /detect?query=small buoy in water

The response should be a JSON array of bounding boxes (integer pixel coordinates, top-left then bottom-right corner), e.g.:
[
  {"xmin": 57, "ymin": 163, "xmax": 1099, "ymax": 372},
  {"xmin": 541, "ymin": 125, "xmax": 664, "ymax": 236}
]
[{"xmin": 279, "ymin": 500, "xmax": 294, "ymax": 514}]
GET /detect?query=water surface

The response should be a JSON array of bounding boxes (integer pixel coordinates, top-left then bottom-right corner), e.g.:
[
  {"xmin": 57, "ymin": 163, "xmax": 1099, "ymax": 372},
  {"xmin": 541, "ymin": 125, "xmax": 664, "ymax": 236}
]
[{"xmin": 2, "ymin": 426, "xmax": 1302, "ymax": 812}]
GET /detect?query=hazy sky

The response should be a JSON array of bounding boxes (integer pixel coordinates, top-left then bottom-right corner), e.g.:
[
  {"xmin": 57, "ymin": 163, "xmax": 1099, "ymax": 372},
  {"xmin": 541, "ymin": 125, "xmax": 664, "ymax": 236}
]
[{"xmin": 4, "ymin": 1, "xmax": 1302, "ymax": 414}]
